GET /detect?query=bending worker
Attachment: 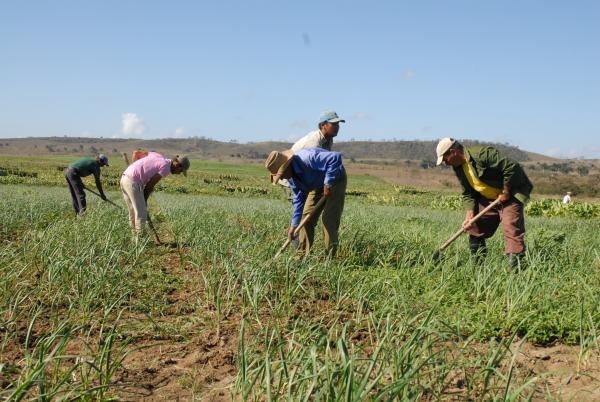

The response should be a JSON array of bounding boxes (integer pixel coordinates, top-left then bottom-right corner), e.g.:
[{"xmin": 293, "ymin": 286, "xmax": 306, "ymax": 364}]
[
  {"xmin": 266, "ymin": 147, "xmax": 347, "ymax": 256},
  {"xmin": 120, "ymin": 152, "xmax": 190, "ymax": 233},
  {"xmin": 436, "ymin": 138, "xmax": 533, "ymax": 268},
  {"xmin": 64, "ymin": 154, "xmax": 109, "ymax": 216}
]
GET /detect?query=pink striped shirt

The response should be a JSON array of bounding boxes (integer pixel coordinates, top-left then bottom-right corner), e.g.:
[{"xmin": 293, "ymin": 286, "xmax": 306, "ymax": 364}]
[{"xmin": 123, "ymin": 152, "xmax": 171, "ymax": 186}]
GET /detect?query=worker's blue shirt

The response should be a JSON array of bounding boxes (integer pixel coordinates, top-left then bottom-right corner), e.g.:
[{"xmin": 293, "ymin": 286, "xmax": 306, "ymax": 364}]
[{"xmin": 288, "ymin": 148, "xmax": 344, "ymax": 226}]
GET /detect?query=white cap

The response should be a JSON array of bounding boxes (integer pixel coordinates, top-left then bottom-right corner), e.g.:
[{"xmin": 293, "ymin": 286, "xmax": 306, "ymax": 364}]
[{"xmin": 436, "ymin": 138, "xmax": 456, "ymax": 166}]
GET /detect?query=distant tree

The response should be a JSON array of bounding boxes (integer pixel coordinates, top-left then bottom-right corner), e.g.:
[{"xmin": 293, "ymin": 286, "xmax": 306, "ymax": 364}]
[
  {"xmin": 577, "ymin": 165, "xmax": 590, "ymax": 176},
  {"xmin": 112, "ymin": 148, "xmax": 118, "ymax": 153}
]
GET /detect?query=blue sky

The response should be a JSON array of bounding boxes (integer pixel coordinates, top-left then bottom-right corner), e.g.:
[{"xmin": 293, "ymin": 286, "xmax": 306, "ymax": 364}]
[{"xmin": 1, "ymin": 1, "xmax": 599, "ymax": 158}]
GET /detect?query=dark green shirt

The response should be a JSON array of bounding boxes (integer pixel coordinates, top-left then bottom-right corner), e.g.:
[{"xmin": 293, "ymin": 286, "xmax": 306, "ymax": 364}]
[
  {"xmin": 69, "ymin": 158, "xmax": 101, "ymax": 179},
  {"xmin": 69, "ymin": 158, "xmax": 105, "ymax": 195},
  {"xmin": 452, "ymin": 146, "xmax": 533, "ymax": 210}
]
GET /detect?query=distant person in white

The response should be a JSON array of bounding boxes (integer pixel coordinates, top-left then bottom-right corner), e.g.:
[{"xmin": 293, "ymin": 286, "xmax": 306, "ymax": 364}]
[{"xmin": 562, "ymin": 191, "xmax": 573, "ymax": 204}]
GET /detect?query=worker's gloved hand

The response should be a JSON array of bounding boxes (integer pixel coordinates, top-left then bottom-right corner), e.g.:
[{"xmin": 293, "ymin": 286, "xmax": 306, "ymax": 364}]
[
  {"xmin": 323, "ymin": 185, "xmax": 332, "ymax": 198},
  {"xmin": 462, "ymin": 210, "xmax": 475, "ymax": 230},
  {"xmin": 288, "ymin": 226, "xmax": 297, "ymax": 240}
]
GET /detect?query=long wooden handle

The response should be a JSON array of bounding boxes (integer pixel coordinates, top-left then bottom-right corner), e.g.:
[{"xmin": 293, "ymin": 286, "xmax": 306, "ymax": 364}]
[
  {"xmin": 83, "ymin": 186, "xmax": 122, "ymax": 209},
  {"xmin": 274, "ymin": 196, "xmax": 328, "ymax": 259},
  {"xmin": 146, "ymin": 212, "xmax": 162, "ymax": 245},
  {"xmin": 438, "ymin": 198, "xmax": 502, "ymax": 251}
]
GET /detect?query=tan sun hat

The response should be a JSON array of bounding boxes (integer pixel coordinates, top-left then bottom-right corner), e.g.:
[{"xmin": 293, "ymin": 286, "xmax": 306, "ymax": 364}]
[
  {"xmin": 265, "ymin": 149, "xmax": 294, "ymax": 184},
  {"xmin": 436, "ymin": 137, "xmax": 456, "ymax": 165}
]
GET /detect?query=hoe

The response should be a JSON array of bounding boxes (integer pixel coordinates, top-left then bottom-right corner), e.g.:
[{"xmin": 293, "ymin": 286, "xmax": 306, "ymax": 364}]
[
  {"xmin": 431, "ymin": 198, "xmax": 502, "ymax": 261},
  {"xmin": 83, "ymin": 185, "xmax": 174, "ymax": 246},
  {"xmin": 274, "ymin": 196, "xmax": 327, "ymax": 259}
]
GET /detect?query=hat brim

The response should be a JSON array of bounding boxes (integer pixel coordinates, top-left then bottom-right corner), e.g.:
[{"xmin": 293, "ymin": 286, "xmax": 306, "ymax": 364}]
[
  {"xmin": 271, "ymin": 157, "xmax": 294, "ymax": 185},
  {"xmin": 326, "ymin": 118, "xmax": 345, "ymax": 123},
  {"xmin": 436, "ymin": 155, "xmax": 444, "ymax": 166}
]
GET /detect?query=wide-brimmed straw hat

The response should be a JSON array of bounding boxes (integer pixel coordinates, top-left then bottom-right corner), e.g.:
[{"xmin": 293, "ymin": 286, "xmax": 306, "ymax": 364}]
[{"xmin": 265, "ymin": 149, "xmax": 294, "ymax": 184}]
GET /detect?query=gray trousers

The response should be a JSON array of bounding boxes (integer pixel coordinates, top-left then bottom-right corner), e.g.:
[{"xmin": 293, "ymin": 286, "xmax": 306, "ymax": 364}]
[{"xmin": 64, "ymin": 167, "xmax": 86, "ymax": 215}]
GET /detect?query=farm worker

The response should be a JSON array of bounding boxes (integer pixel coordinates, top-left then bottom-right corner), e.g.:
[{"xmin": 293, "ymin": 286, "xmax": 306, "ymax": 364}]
[
  {"xmin": 291, "ymin": 110, "xmax": 344, "ymax": 153},
  {"xmin": 64, "ymin": 154, "xmax": 109, "ymax": 216},
  {"xmin": 265, "ymin": 147, "xmax": 347, "ymax": 256},
  {"xmin": 120, "ymin": 152, "xmax": 190, "ymax": 232},
  {"xmin": 289, "ymin": 110, "xmax": 345, "ymax": 250},
  {"xmin": 562, "ymin": 191, "xmax": 573, "ymax": 204},
  {"xmin": 436, "ymin": 138, "xmax": 533, "ymax": 268}
]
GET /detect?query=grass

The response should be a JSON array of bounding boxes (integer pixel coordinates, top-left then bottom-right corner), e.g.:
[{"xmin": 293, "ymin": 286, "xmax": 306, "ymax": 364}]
[{"xmin": 2, "ymin": 156, "xmax": 600, "ymax": 399}]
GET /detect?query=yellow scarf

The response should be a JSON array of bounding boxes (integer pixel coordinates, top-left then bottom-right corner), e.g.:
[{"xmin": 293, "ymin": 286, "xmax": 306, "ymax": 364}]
[{"xmin": 462, "ymin": 161, "xmax": 502, "ymax": 200}]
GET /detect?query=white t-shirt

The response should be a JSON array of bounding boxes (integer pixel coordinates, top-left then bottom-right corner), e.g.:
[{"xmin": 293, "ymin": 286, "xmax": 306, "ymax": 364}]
[
  {"xmin": 291, "ymin": 130, "xmax": 332, "ymax": 152},
  {"xmin": 562, "ymin": 194, "xmax": 572, "ymax": 204}
]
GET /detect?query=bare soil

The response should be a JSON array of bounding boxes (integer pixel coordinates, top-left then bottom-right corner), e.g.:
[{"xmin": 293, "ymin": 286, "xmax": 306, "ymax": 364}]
[{"xmin": 3, "ymin": 244, "xmax": 600, "ymax": 401}]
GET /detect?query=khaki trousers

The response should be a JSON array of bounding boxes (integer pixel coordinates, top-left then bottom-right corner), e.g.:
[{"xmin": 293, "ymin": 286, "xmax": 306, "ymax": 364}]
[
  {"xmin": 120, "ymin": 175, "xmax": 147, "ymax": 231},
  {"xmin": 298, "ymin": 171, "xmax": 347, "ymax": 255}
]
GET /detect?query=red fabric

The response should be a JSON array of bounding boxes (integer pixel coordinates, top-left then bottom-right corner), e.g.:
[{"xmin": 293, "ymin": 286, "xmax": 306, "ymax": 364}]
[
  {"xmin": 132, "ymin": 150, "xmax": 149, "ymax": 162},
  {"xmin": 467, "ymin": 198, "xmax": 526, "ymax": 254}
]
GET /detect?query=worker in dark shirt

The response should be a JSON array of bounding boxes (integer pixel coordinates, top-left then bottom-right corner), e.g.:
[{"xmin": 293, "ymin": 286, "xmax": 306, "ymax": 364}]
[{"xmin": 64, "ymin": 154, "xmax": 109, "ymax": 215}]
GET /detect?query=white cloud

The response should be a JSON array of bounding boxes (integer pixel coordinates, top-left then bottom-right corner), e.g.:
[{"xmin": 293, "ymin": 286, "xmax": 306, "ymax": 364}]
[
  {"xmin": 351, "ymin": 112, "xmax": 372, "ymax": 121},
  {"xmin": 287, "ymin": 133, "xmax": 302, "ymax": 142},
  {"xmin": 403, "ymin": 69, "xmax": 416, "ymax": 80},
  {"xmin": 290, "ymin": 120, "xmax": 309, "ymax": 129},
  {"xmin": 121, "ymin": 112, "xmax": 146, "ymax": 136},
  {"xmin": 173, "ymin": 127, "xmax": 186, "ymax": 138},
  {"xmin": 544, "ymin": 146, "xmax": 600, "ymax": 159}
]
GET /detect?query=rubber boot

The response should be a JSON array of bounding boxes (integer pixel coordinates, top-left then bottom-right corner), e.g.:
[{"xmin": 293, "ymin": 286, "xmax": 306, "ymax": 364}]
[
  {"xmin": 469, "ymin": 237, "xmax": 487, "ymax": 265},
  {"xmin": 508, "ymin": 253, "xmax": 524, "ymax": 270}
]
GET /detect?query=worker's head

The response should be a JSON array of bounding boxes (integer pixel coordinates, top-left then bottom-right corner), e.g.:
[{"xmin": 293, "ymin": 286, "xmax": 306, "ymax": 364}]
[
  {"xmin": 97, "ymin": 154, "xmax": 109, "ymax": 167},
  {"xmin": 436, "ymin": 138, "xmax": 464, "ymax": 167},
  {"xmin": 567, "ymin": 191, "xmax": 572, "ymax": 195},
  {"xmin": 171, "ymin": 155, "xmax": 190, "ymax": 176},
  {"xmin": 265, "ymin": 149, "xmax": 294, "ymax": 184},
  {"xmin": 318, "ymin": 111, "xmax": 345, "ymax": 139}
]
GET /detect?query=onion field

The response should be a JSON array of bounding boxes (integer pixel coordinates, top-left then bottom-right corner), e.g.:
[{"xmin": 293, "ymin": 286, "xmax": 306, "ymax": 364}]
[{"xmin": 2, "ymin": 157, "xmax": 600, "ymax": 400}]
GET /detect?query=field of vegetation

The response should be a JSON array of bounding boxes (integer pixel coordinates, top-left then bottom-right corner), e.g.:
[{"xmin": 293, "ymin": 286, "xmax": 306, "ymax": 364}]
[{"xmin": 2, "ymin": 156, "xmax": 600, "ymax": 400}]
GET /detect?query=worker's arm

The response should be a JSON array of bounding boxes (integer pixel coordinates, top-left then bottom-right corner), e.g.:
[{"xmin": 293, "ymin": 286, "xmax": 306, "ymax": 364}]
[
  {"xmin": 288, "ymin": 183, "xmax": 307, "ymax": 239},
  {"xmin": 93, "ymin": 170, "xmax": 107, "ymax": 200},
  {"xmin": 144, "ymin": 174, "xmax": 163, "ymax": 201}
]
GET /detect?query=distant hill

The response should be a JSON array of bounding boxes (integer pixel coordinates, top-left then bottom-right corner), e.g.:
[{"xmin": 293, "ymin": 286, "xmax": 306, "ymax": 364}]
[{"xmin": 0, "ymin": 136, "xmax": 552, "ymax": 162}]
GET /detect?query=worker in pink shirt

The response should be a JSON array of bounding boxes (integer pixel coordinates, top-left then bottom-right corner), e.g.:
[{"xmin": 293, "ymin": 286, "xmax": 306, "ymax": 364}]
[{"xmin": 120, "ymin": 152, "xmax": 190, "ymax": 232}]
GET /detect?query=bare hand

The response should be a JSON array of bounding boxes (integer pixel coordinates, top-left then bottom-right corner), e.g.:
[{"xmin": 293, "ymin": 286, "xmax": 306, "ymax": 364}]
[
  {"xmin": 288, "ymin": 226, "xmax": 297, "ymax": 240},
  {"xmin": 323, "ymin": 185, "xmax": 332, "ymax": 197},
  {"xmin": 497, "ymin": 192, "xmax": 510, "ymax": 203},
  {"xmin": 462, "ymin": 210, "xmax": 475, "ymax": 230}
]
